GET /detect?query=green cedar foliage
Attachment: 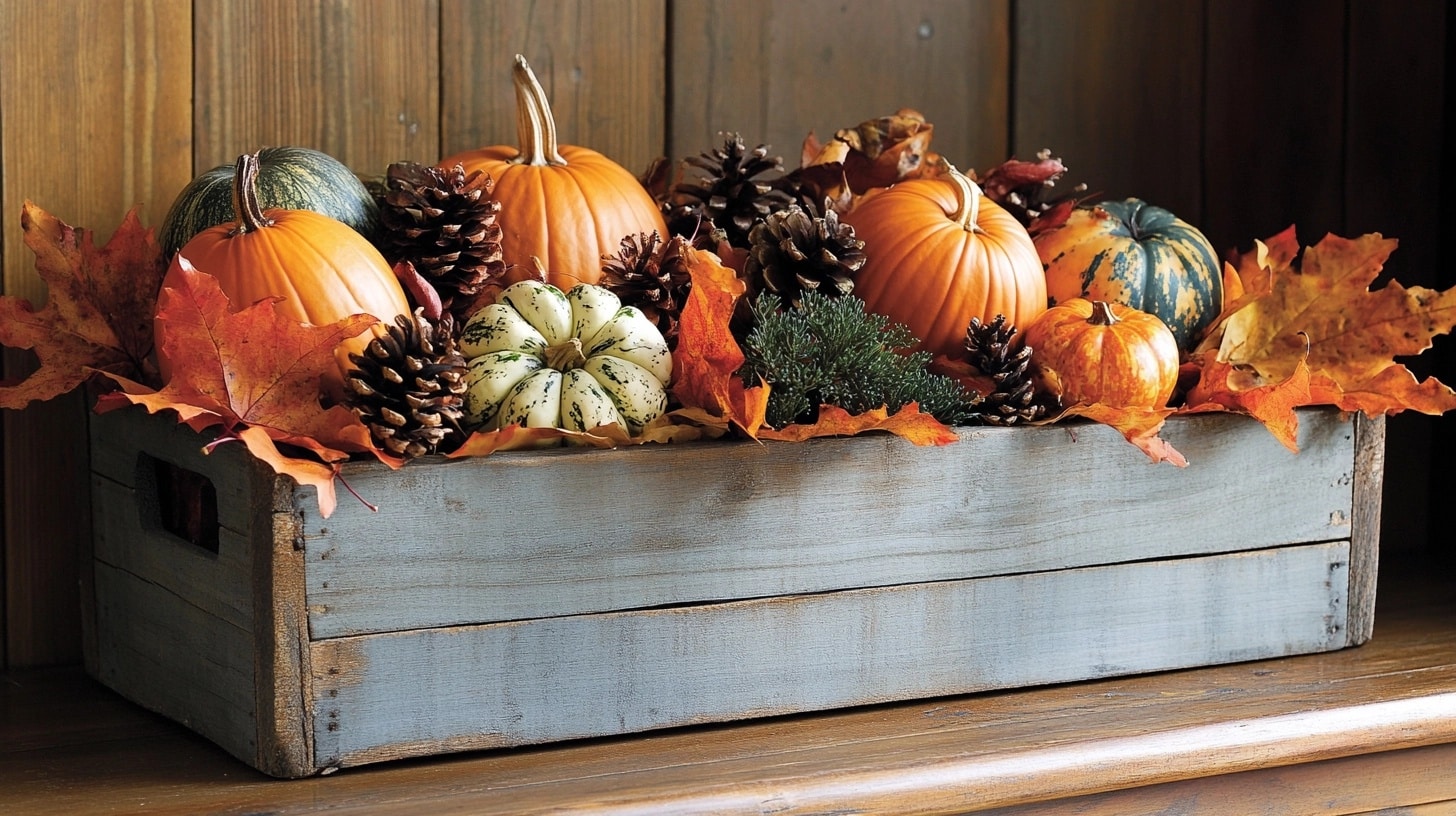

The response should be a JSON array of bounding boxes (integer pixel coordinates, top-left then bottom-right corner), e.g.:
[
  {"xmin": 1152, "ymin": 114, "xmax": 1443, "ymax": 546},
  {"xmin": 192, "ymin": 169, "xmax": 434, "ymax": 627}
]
[{"xmin": 739, "ymin": 292, "xmax": 980, "ymax": 428}]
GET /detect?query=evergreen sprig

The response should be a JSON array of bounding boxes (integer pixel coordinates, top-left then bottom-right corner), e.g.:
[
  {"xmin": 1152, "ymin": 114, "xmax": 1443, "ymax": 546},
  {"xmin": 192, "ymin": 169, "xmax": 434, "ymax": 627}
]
[{"xmin": 739, "ymin": 292, "xmax": 980, "ymax": 428}]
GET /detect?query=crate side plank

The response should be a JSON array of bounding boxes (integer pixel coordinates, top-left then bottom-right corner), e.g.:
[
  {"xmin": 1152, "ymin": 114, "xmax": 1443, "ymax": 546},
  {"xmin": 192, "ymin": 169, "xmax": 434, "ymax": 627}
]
[
  {"xmin": 310, "ymin": 542, "xmax": 1350, "ymax": 770},
  {"xmin": 304, "ymin": 410, "xmax": 1358, "ymax": 638},
  {"xmin": 250, "ymin": 507, "xmax": 315, "ymax": 778},
  {"xmin": 93, "ymin": 560, "xmax": 260, "ymax": 769},
  {"xmin": 1348, "ymin": 413, "xmax": 1386, "ymax": 645},
  {"xmin": 90, "ymin": 475, "xmax": 257, "ymax": 630}
]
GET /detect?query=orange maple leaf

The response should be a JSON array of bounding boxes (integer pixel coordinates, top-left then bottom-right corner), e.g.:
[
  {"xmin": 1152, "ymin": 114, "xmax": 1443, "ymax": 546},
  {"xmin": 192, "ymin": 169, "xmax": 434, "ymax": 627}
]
[
  {"xmin": 668, "ymin": 243, "xmax": 768, "ymax": 437},
  {"xmin": 759, "ymin": 402, "xmax": 958, "ymax": 446},
  {"xmin": 1182, "ymin": 355, "xmax": 1313, "ymax": 452},
  {"xmin": 0, "ymin": 202, "xmax": 165, "ymax": 408},
  {"xmin": 95, "ymin": 259, "xmax": 381, "ymax": 516},
  {"xmin": 1192, "ymin": 229, "xmax": 1456, "ymax": 418},
  {"xmin": 1058, "ymin": 404, "xmax": 1186, "ymax": 466}
]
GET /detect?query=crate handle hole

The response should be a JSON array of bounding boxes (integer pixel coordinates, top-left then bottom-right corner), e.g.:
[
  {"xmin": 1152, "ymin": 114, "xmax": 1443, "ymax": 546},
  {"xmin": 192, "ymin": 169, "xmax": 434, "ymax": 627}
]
[{"xmin": 136, "ymin": 453, "xmax": 220, "ymax": 554}]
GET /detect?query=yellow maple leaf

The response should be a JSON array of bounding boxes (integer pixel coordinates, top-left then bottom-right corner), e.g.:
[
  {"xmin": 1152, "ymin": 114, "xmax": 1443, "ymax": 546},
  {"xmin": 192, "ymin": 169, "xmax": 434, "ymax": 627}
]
[{"xmin": 1193, "ymin": 229, "xmax": 1456, "ymax": 416}]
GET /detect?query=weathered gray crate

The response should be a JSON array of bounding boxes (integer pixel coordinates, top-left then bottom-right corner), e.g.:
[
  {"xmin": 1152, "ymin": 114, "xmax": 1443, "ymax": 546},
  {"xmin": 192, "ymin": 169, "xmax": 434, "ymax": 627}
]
[{"xmin": 84, "ymin": 405, "xmax": 1384, "ymax": 777}]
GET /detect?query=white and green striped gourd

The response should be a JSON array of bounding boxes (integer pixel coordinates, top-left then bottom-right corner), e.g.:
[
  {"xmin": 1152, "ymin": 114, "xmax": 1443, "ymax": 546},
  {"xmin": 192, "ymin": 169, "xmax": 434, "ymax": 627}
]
[{"xmin": 460, "ymin": 280, "xmax": 672, "ymax": 437}]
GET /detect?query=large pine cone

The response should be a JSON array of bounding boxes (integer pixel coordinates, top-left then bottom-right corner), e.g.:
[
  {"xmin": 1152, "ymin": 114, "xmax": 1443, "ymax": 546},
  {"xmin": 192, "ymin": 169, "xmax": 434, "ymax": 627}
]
[
  {"xmin": 344, "ymin": 309, "xmax": 469, "ymax": 458},
  {"xmin": 664, "ymin": 133, "xmax": 796, "ymax": 249},
  {"xmin": 744, "ymin": 203, "xmax": 866, "ymax": 305},
  {"xmin": 377, "ymin": 161, "xmax": 506, "ymax": 319}
]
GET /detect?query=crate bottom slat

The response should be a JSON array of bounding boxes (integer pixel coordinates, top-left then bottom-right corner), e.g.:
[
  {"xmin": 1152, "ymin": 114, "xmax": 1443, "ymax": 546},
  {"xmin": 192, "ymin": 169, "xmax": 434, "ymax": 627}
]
[{"xmin": 309, "ymin": 541, "xmax": 1350, "ymax": 771}]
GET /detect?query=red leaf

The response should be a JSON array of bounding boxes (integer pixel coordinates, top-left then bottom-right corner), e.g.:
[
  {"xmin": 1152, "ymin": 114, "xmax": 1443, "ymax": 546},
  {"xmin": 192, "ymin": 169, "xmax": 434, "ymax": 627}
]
[
  {"xmin": 96, "ymin": 260, "xmax": 382, "ymax": 517},
  {"xmin": 0, "ymin": 202, "xmax": 165, "ymax": 408}
]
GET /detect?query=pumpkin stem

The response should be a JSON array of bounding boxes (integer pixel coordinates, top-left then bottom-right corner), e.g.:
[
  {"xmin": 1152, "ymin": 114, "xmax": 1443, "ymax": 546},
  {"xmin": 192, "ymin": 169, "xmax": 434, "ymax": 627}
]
[
  {"xmin": 230, "ymin": 151, "xmax": 275, "ymax": 234},
  {"xmin": 1088, "ymin": 300, "xmax": 1119, "ymax": 326},
  {"xmin": 947, "ymin": 166, "xmax": 984, "ymax": 233},
  {"xmin": 512, "ymin": 55, "xmax": 567, "ymax": 167},
  {"xmin": 544, "ymin": 337, "xmax": 587, "ymax": 371}
]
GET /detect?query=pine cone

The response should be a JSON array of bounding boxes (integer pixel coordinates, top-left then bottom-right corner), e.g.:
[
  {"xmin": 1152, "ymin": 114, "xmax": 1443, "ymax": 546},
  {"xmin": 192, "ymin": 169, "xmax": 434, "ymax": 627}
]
[
  {"xmin": 344, "ymin": 309, "xmax": 469, "ymax": 458},
  {"xmin": 744, "ymin": 203, "xmax": 866, "ymax": 305},
  {"xmin": 378, "ymin": 161, "xmax": 506, "ymax": 319},
  {"xmin": 963, "ymin": 314, "xmax": 1049, "ymax": 426},
  {"xmin": 599, "ymin": 232, "xmax": 693, "ymax": 346},
  {"xmin": 664, "ymin": 133, "xmax": 796, "ymax": 249}
]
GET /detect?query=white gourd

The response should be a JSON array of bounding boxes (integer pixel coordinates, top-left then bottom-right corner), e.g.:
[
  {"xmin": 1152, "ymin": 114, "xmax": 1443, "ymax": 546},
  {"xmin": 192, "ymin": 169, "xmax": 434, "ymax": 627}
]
[{"xmin": 462, "ymin": 280, "xmax": 672, "ymax": 436}]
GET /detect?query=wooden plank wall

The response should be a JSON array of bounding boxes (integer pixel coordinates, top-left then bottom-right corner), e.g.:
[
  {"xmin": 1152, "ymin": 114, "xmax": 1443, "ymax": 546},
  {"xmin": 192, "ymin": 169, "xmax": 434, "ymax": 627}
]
[{"xmin": 0, "ymin": 0, "xmax": 1448, "ymax": 668}]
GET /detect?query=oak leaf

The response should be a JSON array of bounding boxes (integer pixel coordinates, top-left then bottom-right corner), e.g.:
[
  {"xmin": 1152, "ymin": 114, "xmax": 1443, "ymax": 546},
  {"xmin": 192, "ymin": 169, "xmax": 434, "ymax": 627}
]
[
  {"xmin": 1191, "ymin": 229, "xmax": 1456, "ymax": 420},
  {"xmin": 95, "ymin": 259, "xmax": 381, "ymax": 516},
  {"xmin": 0, "ymin": 202, "xmax": 165, "ymax": 408}
]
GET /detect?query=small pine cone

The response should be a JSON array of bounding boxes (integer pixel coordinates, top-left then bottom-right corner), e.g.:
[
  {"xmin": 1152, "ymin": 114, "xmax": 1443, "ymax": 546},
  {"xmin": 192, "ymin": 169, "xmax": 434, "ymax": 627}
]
[
  {"xmin": 664, "ymin": 133, "xmax": 797, "ymax": 249},
  {"xmin": 344, "ymin": 309, "xmax": 469, "ymax": 458},
  {"xmin": 599, "ymin": 231, "xmax": 693, "ymax": 346},
  {"xmin": 378, "ymin": 161, "xmax": 507, "ymax": 318},
  {"xmin": 744, "ymin": 203, "xmax": 866, "ymax": 305},
  {"xmin": 964, "ymin": 315, "xmax": 1049, "ymax": 426}
]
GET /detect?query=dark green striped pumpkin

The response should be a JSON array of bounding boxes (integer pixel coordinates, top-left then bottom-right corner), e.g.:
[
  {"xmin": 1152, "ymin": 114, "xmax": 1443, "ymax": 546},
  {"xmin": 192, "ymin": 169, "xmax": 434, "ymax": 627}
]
[
  {"xmin": 158, "ymin": 146, "xmax": 380, "ymax": 259},
  {"xmin": 1034, "ymin": 199, "xmax": 1222, "ymax": 351}
]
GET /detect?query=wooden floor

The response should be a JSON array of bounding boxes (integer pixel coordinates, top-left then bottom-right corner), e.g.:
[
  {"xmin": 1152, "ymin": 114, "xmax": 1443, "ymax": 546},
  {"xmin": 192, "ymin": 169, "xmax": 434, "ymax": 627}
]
[{"xmin": 4, "ymin": 562, "xmax": 1456, "ymax": 816}]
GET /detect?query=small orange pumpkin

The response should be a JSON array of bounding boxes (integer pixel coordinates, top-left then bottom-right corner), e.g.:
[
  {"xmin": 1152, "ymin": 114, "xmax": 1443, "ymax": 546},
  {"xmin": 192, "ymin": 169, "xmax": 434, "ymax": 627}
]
[
  {"xmin": 156, "ymin": 151, "xmax": 411, "ymax": 395},
  {"xmin": 439, "ymin": 56, "xmax": 667, "ymax": 290},
  {"xmin": 1020, "ymin": 298, "xmax": 1180, "ymax": 409},
  {"xmin": 842, "ymin": 169, "xmax": 1047, "ymax": 360}
]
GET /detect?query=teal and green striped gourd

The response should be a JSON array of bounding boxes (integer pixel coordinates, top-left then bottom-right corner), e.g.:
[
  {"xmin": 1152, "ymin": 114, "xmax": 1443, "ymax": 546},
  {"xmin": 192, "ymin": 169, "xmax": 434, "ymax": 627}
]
[
  {"xmin": 158, "ymin": 146, "xmax": 380, "ymax": 258},
  {"xmin": 1033, "ymin": 199, "xmax": 1222, "ymax": 351}
]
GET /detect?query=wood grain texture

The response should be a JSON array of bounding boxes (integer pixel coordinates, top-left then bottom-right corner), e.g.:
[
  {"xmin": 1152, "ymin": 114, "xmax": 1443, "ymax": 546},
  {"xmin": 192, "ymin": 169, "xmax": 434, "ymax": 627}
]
[
  {"xmin": 310, "ymin": 543, "xmax": 1349, "ymax": 771},
  {"xmin": 92, "ymin": 560, "xmax": 260, "ymax": 769},
  {"xmin": 304, "ymin": 409, "xmax": 1360, "ymax": 638},
  {"xmin": 192, "ymin": 0, "xmax": 439, "ymax": 174},
  {"xmin": 1350, "ymin": 413, "xmax": 1387, "ymax": 643},
  {"xmin": 1012, "ymin": 0, "xmax": 1204, "ymax": 220},
  {"xmin": 4, "ymin": 574, "xmax": 1455, "ymax": 813},
  {"xmin": 1202, "ymin": 0, "xmax": 1346, "ymax": 255},
  {"xmin": 87, "ymin": 407, "xmax": 312, "ymax": 776},
  {"xmin": 668, "ymin": 0, "xmax": 1010, "ymax": 174},
  {"xmin": 975, "ymin": 742, "xmax": 1456, "ymax": 816},
  {"xmin": 439, "ymin": 0, "xmax": 666, "ymax": 173},
  {"xmin": 0, "ymin": 0, "xmax": 192, "ymax": 668}
]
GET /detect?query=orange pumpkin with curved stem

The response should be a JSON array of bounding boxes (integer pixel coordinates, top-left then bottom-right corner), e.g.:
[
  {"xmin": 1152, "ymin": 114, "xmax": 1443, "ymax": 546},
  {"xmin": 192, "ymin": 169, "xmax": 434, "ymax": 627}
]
[
  {"xmin": 439, "ymin": 56, "xmax": 667, "ymax": 290},
  {"xmin": 156, "ymin": 151, "xmax": 410, "ymax": 396},
  {"xmin": 842, "ymin": 168, "xmax": 1047, "ymax": 360},
  {"xmin": 1020, "ymin": 298, "xmax": 1180, "ymax": 409}
]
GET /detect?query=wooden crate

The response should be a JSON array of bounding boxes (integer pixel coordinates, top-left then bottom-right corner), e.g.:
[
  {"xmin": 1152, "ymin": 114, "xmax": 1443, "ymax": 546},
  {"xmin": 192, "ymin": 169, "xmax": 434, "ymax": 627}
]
[{"xmin": 84, "ymin": 405, "xmax": 1385, "ymax": 778}]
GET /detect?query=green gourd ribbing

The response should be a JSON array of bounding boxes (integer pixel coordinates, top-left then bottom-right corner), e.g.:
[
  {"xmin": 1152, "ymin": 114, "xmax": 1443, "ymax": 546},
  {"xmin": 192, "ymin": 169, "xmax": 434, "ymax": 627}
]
[
  {"xmin": 158, "ymin": 146, "xmax": 380, "ymax": 258},
  {"xmin": 1034, "ymin": 198, "xmax": 1223, "ymax": 351}
]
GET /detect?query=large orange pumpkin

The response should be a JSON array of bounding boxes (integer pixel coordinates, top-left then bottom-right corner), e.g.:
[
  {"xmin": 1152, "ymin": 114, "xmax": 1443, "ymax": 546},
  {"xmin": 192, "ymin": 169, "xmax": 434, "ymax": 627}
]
[
  {"xmin": 1019, "ymin": 298, "xmax": 1180, "ymax": 409},
  {"xmin": 439, "ymin": 56, "xmax": 667, "ymax": 290},
  {"xmin": 156, "ymin": 151, "xmax": 411, "ymax": 396},
  {"xmin": 842, "ymin": 170, "xmax": 1047, "ymax": 360}
]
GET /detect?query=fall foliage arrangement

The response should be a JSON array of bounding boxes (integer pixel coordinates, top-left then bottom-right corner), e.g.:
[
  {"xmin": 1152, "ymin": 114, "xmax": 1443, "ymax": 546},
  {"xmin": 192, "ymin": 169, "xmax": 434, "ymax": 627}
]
[{"xmin": 4, "ymin": 55, "xmax": 1456, "ymax": 517}]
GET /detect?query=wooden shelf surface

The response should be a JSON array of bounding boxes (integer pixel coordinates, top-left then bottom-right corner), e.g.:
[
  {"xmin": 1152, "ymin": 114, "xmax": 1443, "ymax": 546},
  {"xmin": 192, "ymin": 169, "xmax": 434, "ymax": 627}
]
[{"xmin": 4, "ymin": 565, "xmax": 1456, "ymax": 815}]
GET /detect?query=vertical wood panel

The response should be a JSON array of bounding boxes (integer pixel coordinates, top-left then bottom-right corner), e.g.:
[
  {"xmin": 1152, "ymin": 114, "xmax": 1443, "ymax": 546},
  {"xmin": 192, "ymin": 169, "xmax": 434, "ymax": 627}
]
[
  {"xmin": 1345, "ymin": 0, "xmax": 1447, "ymax": 555},
  {"xmin": 192, "ymin": 0, "xmax": 440, "ymax": 177},
  {"xmin": 668, "ymin": 0, "xmax": 1009, "ymax": 176},
  {"xmin": 1203, "ymin": 0, "xmax": 1346, "ymax": 256},
  {"xmin": 0, "ymin": 0, "xmax": 192, "ymax": 667},
  {"xmin": 440, "ymin": 0, "xmax": 667, "ymax": 176},
  {"xmin": 1012, "ymin": 0, "xmax": 1204, "ymax": 222}
]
